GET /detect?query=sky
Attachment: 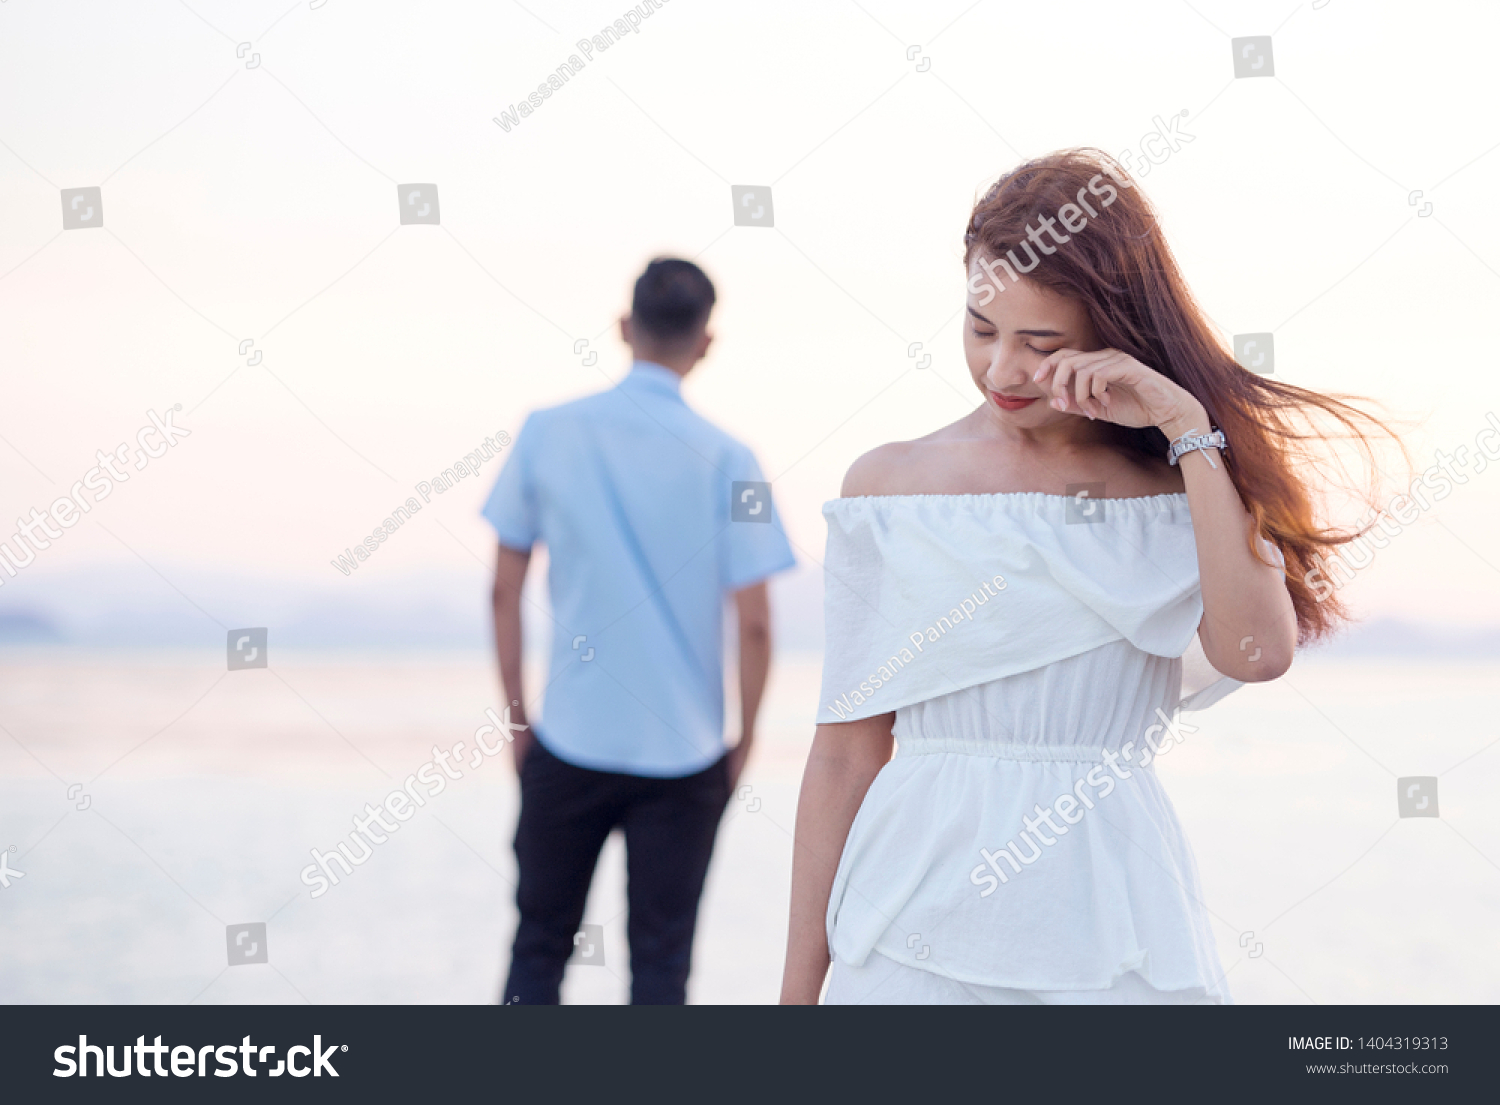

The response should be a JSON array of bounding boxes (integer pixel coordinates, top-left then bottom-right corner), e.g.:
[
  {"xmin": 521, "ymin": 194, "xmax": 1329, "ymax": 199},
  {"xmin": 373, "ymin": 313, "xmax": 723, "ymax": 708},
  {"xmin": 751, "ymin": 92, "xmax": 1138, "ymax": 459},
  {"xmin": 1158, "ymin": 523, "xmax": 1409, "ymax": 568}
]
[{"xmin": 1, "ymin": 0, "xmax": 1498, "ymax": 647}]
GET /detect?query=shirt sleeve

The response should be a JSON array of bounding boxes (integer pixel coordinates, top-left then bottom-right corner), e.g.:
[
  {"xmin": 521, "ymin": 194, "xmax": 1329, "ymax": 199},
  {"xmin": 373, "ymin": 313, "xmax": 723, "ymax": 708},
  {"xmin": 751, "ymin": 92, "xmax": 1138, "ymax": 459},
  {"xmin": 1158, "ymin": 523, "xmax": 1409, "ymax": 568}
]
[
  {"xmin": 481, "ymin": 412, "xmax": 540, "ymax": 551},
  {"xmin": 722, "ymin": 444, "xmax": 796, "ymax": 591}
]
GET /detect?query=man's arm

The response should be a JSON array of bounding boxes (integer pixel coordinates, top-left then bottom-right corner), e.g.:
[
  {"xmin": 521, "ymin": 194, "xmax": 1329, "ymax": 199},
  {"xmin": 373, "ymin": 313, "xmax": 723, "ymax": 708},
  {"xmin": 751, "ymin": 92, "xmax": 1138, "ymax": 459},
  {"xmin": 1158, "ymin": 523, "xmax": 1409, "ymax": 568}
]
[
  {"xmin": 492, "ymin": 543, "xmax": 534, "ymax": 768},
  {"xmin": 726, "ymin": 581, "xmax": 771, "ymax": 790}
]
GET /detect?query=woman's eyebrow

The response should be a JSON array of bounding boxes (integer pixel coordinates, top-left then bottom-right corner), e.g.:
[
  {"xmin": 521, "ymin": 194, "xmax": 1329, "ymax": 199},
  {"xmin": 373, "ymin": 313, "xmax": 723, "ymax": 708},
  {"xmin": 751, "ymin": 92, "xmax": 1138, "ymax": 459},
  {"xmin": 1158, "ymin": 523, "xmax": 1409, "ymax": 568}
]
[{"xmin": 966, "ymin": 307, "xmax": 1064, "ymax": 338}]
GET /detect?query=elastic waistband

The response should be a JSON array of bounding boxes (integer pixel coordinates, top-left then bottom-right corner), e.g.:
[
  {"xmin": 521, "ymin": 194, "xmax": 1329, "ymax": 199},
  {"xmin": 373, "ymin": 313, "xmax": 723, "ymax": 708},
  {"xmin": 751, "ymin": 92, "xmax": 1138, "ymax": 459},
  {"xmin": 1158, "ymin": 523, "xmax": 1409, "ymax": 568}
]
[{"xmin": 894, "ymin": 737, "xmax": 1111, "ymax": 762}]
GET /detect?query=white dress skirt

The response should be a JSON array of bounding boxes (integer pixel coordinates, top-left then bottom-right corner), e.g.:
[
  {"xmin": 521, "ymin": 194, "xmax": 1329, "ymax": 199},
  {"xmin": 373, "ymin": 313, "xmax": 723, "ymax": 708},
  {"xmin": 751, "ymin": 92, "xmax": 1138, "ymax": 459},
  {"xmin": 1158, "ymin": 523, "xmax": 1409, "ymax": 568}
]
[{"xmin": 814, "ymin": 492, "xmax": 1267, "ymax": 1006}]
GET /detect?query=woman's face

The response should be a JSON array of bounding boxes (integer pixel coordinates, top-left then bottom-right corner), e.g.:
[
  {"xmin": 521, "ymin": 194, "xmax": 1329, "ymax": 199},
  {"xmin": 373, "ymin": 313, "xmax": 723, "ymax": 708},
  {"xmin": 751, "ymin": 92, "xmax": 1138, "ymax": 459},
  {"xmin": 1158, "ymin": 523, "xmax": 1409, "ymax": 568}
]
[{"xmin": 963, "ymin": 257, "xmax": 1102, "ymax": 429}]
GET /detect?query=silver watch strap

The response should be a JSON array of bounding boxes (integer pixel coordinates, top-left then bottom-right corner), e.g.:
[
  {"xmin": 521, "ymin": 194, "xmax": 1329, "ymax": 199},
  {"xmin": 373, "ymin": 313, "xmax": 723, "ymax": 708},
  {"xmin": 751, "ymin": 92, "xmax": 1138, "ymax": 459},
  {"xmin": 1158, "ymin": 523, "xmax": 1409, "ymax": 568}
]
[{"xmin": 1167, "ymin": 428, "xmax": 1228, "ymax": 469}]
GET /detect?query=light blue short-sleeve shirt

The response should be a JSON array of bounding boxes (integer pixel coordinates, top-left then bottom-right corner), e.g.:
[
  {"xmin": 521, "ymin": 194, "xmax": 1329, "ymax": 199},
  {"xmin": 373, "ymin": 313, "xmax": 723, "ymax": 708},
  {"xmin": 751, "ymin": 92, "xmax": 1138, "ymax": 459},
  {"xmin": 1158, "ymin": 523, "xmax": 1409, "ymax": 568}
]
[{"xmin": 482, "ymin": 362, "xmax": 796, "ymax": 777}]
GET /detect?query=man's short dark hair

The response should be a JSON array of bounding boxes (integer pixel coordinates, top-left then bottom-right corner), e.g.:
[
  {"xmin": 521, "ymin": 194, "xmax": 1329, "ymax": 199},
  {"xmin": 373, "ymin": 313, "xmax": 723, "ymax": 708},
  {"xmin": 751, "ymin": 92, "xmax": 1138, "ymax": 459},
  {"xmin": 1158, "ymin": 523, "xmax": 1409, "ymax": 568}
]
[{"xmin": 631, "ymin": 257, "xmax": 716, "ymax": 346}]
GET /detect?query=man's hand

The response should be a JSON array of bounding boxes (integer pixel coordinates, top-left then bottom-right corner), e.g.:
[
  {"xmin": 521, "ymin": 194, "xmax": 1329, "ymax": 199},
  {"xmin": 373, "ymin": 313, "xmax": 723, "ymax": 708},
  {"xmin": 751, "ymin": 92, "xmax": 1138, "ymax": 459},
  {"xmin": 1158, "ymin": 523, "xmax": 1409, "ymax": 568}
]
[
  {"xmin": 725, "ymin": 733, "xmax": 753, "ymax": 792},
  {"xmin": 509, "ymin": 707, "xmax": 535, "ymax": 771}
]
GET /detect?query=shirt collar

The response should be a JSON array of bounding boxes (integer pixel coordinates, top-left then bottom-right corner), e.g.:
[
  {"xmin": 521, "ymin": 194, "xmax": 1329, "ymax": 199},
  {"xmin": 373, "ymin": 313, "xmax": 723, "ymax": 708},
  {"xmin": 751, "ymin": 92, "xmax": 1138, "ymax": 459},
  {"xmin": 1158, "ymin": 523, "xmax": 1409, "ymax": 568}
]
[{"xmin": 622, "ymin": 361, "xmax": 685, "ymax": 396}]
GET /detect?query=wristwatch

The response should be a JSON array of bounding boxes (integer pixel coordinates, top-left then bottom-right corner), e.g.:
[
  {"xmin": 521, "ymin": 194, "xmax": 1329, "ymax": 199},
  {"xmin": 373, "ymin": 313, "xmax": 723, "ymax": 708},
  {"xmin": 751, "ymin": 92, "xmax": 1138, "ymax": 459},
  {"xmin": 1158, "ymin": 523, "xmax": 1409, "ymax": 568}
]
[{"xmin": 1167, "ymin": 428, "xmax": 1228, "ymax": 469}]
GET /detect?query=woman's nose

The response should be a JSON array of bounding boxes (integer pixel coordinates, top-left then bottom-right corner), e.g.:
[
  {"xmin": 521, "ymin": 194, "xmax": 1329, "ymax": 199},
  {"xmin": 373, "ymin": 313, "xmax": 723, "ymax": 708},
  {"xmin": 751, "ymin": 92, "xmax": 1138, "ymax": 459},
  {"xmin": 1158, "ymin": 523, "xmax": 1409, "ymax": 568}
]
[{"xmin": 984, "ymin": 348, "xmax": 1031, "ymax": 390}]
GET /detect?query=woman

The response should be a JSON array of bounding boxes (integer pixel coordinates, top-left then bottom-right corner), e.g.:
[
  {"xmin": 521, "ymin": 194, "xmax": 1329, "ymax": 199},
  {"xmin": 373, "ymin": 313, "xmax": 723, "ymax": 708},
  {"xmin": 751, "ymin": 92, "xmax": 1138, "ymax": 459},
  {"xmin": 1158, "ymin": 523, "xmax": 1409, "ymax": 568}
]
[{"xmin": 780, "ymin": 149, "xmax": 1392, "ymax": 1005}]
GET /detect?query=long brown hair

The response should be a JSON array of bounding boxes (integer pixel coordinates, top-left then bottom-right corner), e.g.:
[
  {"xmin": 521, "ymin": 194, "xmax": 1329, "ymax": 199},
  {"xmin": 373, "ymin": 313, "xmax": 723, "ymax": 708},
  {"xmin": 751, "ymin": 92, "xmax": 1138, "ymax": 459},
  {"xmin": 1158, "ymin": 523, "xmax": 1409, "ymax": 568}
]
[{"xmin": 963, "ymin": 148, "xmax": 1399, "ymax": 643}]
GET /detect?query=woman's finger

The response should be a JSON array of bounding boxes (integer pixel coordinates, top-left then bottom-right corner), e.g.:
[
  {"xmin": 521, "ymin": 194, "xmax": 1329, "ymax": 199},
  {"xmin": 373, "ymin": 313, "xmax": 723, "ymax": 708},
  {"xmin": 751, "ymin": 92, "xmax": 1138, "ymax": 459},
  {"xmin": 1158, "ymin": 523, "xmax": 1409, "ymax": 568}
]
[
  {"xmin": 1089, "ymin": 371, "xmax": 1114, "ymax": 417},
  {"xmin": 1035, "ymin": 347, "xmax": 1099, "ymax": 385},
  {"xmin": 1033, "ymin": 349, "xmax": 1071, "ymax": 385},
  {"xmin": 1049, "ymin": 355, "xmax": 1079, "ymax": 409},
  {"xmin": 1057, "ymin": 350, "xmax": 1118, "ymax": 407},
  {"xmin": 1073, "ymin": 355, "xmax": 1120, "ymax": 406},
  {"xmin": 1071, "ymin": 365, "xmax": 1098, "ymax": 416}
]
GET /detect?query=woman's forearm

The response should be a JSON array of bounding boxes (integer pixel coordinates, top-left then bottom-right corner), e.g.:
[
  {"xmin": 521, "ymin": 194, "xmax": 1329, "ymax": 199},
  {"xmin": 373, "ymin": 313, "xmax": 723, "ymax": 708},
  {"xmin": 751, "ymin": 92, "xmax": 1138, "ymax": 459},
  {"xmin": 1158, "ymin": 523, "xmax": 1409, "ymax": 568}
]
[
  {"xmin": 1161, "ymin": 405, "xmax": 1298, "ymax": 680},
  {"xmin": 780, "ymin": 719, "xmax": 893, "ymax": 1004}
]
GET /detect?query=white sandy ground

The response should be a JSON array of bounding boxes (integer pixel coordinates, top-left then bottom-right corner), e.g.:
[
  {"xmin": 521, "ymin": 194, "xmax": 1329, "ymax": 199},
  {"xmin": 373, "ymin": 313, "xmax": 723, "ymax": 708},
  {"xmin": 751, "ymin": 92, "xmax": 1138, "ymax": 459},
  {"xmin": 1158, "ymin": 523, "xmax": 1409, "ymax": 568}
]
[{"xmin": 0, "ymin": 648, "xmax": 1497, "ymax": 1005}]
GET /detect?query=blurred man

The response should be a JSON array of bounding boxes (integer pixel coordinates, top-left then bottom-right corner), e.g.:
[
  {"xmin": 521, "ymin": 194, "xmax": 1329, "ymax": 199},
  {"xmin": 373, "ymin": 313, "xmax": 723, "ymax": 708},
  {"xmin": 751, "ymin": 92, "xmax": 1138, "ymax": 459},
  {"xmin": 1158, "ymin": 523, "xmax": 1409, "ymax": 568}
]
[{"xmin": 483, "ymin": 257, "xmax": 795, "ymax": 1004}]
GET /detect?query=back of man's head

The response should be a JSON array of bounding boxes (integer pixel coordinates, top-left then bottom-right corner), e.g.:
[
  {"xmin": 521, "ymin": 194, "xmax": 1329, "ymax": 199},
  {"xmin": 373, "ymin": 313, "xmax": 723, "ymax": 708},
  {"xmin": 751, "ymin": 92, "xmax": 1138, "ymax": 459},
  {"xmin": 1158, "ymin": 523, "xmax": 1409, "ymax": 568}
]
[{"xmin": 630, "ymin": 257, "xmax": 716, "ymax": 353}]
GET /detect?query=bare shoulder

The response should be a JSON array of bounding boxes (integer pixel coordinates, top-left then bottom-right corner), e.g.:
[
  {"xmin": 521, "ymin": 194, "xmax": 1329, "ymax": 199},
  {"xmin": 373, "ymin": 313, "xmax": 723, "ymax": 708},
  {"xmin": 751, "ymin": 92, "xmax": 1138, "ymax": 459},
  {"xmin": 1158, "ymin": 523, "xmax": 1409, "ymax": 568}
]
[
  {"xmin": 840, "ymin": 421, "xmax": 974, "ymax": 497},
  {"xmin": 840, "ymin": 441, "xmax": 917, "ymax": 498},
  {"xmin": 837, "ymin": 415, "xmax": 1187, "ymax": 499}
]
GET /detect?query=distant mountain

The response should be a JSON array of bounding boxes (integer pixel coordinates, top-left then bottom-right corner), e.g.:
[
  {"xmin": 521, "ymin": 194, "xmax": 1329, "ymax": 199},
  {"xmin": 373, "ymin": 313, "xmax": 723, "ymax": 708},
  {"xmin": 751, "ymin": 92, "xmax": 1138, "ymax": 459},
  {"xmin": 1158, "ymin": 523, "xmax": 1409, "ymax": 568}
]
[
  {"xmin": 1309, "ymin": 617, "xmax": 1500, "ymax": 659},
  {"xmin": 0, "ymin": 563, "xmax": 1490, "ymax": 658},
  {"xmin": 0, "ymin": 610, "xmax": 64, "ymax": 643},
  {"xmin": 0, "ymin": 560, "xmax": 828, "ymax": 651}
]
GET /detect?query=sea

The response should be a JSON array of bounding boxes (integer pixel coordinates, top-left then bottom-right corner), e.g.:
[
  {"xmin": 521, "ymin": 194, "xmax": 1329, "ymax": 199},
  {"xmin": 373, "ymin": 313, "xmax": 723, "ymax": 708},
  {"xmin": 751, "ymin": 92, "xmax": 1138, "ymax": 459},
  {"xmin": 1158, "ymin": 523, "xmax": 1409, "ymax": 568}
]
[{"xmin": 1, "ymin": 647, "xmax": 1496, "ymax": 1004}]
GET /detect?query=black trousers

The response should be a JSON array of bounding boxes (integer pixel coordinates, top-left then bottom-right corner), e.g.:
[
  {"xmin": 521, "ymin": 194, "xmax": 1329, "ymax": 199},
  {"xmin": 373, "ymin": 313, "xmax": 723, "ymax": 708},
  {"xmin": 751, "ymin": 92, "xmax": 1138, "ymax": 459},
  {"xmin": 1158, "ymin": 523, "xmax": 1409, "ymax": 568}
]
[{"xmin": 502, "ymin": 739, "xmax": 730, "ymax": 1005}]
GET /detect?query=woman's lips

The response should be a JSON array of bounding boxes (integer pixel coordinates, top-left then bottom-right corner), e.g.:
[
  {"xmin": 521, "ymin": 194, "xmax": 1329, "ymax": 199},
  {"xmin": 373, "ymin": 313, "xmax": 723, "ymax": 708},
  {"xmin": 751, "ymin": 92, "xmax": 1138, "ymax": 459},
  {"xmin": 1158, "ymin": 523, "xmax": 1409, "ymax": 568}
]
[{"xmin": 991, "ymin": 392, "xmax": 1038, "ymax": 411}]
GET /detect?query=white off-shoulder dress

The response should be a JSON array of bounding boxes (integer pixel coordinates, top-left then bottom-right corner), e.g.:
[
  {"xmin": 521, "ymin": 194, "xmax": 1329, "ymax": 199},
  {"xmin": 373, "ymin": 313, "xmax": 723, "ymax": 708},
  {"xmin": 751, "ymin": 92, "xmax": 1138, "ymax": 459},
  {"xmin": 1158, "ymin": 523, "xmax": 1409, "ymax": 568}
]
[{"xmin": 817, "ymin": 492, "xmax": 1249, "ymax": 1005}]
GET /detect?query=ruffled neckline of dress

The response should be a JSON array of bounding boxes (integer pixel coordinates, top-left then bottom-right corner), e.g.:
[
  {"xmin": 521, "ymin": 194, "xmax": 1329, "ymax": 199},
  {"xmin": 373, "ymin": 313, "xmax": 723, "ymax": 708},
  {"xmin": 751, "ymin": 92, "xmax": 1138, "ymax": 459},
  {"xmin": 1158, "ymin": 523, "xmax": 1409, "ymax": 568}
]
[
  {"xmin": 816, "ymin": 489, "xmax": 1205, "ymax": 723},
  {"xmin": 825, "ymin": 490, "xmax": 1188, "ymax": 507}
]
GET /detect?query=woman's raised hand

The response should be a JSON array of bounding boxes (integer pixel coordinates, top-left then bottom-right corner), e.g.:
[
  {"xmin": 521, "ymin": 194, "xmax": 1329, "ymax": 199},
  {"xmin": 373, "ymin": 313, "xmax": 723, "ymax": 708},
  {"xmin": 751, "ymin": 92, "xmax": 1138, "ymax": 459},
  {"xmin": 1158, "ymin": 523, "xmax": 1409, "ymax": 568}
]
[{"xmin": 1033, "ymin": 348, "xmax": 1206, "ymax": 436}]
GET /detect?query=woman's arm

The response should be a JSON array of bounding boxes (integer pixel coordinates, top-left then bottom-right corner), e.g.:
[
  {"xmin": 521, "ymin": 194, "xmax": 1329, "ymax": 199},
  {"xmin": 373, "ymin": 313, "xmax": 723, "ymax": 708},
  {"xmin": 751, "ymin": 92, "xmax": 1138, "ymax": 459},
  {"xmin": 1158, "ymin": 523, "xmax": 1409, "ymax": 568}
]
[
  {"xmin": 1038, "ymin": 350, "xmax": 1298, "ymax": 683},
  {"xmin": 780, "ymin": 714, "xmax": 895, "ymax": 1004},
  {"xmin": 1158, "ymin": 404, "xmax": 1298, "ymax": 681}
]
